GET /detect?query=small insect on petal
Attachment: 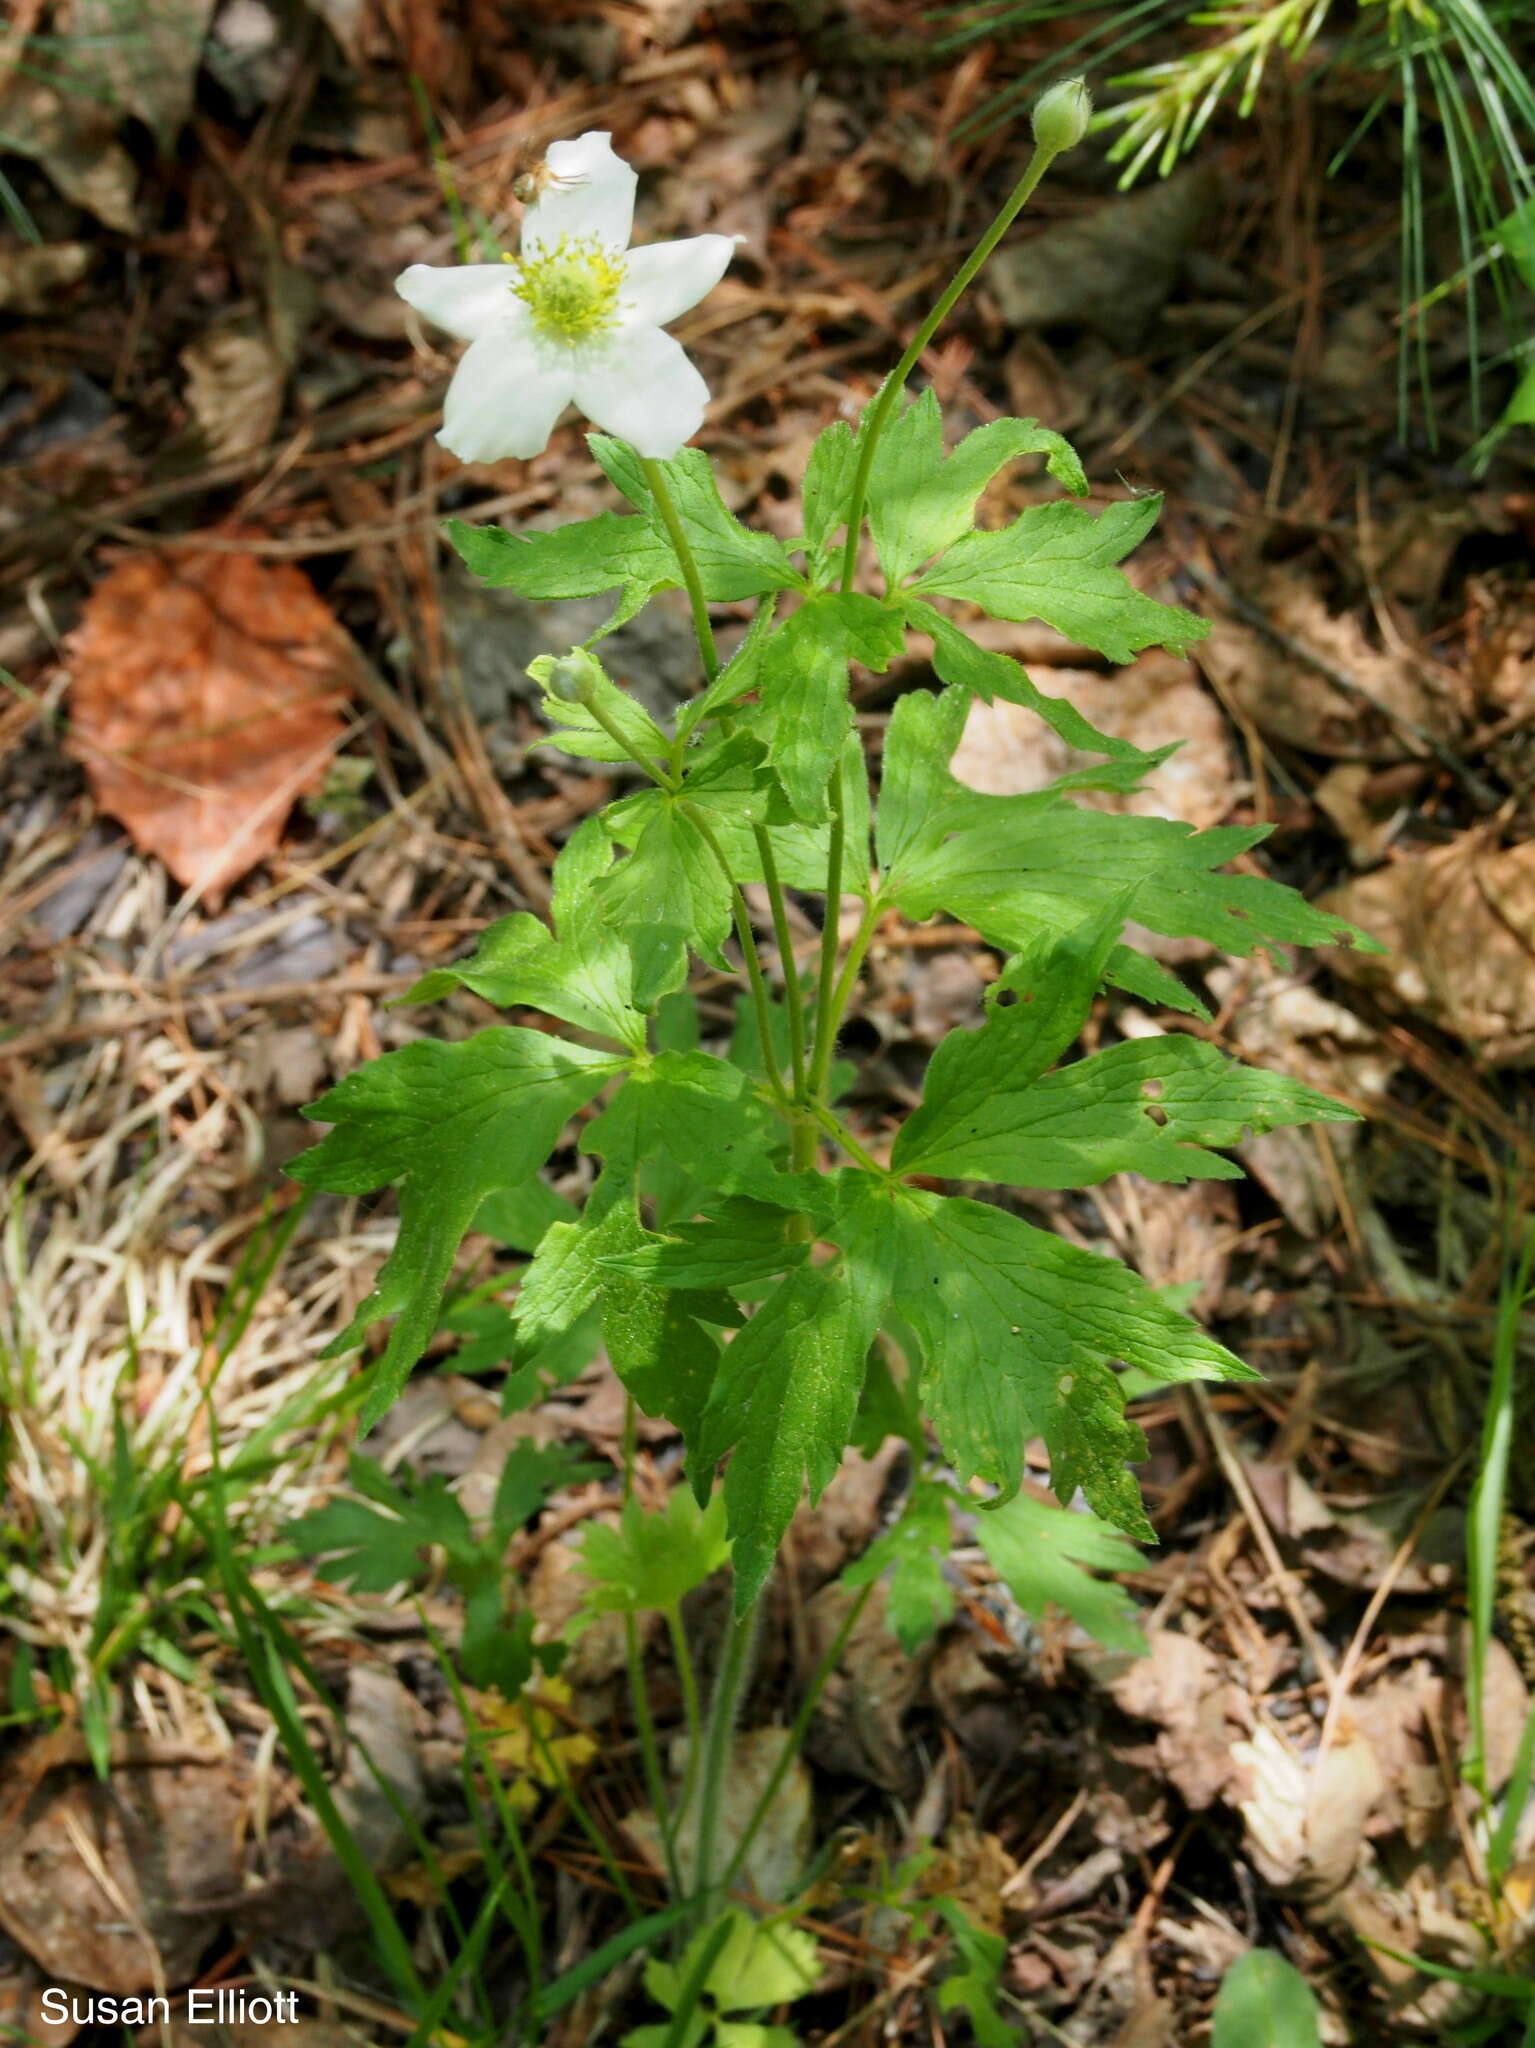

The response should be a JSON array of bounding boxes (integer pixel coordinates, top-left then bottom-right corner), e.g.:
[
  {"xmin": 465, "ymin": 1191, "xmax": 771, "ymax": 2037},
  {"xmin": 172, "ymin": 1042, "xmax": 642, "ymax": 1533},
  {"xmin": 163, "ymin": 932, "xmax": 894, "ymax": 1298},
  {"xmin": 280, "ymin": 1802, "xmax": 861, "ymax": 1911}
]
[{"xmin": 512, "ymin": 153, "xmax": 588, "ymax": 206}]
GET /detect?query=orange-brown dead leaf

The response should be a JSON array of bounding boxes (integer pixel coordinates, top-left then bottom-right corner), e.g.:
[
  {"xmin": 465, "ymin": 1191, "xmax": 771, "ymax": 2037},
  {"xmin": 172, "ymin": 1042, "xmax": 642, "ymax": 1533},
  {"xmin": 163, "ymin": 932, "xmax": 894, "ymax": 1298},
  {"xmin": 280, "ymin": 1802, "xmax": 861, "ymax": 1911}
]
[{"xmin": 66, "ymin": 548, "xmax": 358, "ymax": 904}]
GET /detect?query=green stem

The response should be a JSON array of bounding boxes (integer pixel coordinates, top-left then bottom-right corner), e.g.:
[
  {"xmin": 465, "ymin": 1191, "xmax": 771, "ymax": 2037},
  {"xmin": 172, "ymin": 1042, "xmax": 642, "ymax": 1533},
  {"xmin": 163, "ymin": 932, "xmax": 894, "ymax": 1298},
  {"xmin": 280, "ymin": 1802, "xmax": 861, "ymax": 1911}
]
[
  {"xmin": 759, "ymin": 824, "xmax": 808, "ymax": 1101},
  {"xmin": 806, "ymin": 760, "xmax": 848, "ymax": 1102},
  {"xmin": 679, "ymin": 801, "xmax": 794, "ymax": 1118},
  {"xmin": 580, "ymin": 694, "xmax": 677, "ymax": 792},
  {"xmin": 661, "ymin": 1915, "xmax": 736, "ymax": 2048},
  {"xmin": 641, "ymin": 457, "xmax": 807, "ymax": 1110},
  {"xmin": 717, "ymin": 1580, "xmax": 873, "ymax": 1896},
  {"xmin": 812, "ymin": 1104, "xmax": 885, "ymax": 1176},
  {"xmin": 641, "ymin": 455, "xmax": 720, "ymax": 681},
  {"xmin": 619, "ymin": 1395, "xmax": 684, "ymax": 1897},
  {"xmin": 626, "ymin": 1613, "xmax": 683, "ymax": 1898},
  {"xmin": 666, "ymin": 1601, "xmax": 705, "ymax": 1835},
  {"xmin": 692, "ymin": 1592, "xmax": 760, "ymax": 1913},
  {"xmin": 826, "ymin": 891, "xmax": 884, "ymax": 1034},
  {"xmin": 837, "ymin": 137, "xmax": 1064, "ymax": 595},
  {"xmin": 525, "ymin": 1706, "xmax": 641, "ymax": 1916}
]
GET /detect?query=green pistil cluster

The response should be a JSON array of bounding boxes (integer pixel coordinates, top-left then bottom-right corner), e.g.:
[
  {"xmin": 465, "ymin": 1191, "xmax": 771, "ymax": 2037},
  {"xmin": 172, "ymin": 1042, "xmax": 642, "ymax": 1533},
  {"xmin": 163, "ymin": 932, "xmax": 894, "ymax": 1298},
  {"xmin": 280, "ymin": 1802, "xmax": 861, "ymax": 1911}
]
[{"xmin": 506, "ymin": 236, "xmax": 625, "ymax": 346}]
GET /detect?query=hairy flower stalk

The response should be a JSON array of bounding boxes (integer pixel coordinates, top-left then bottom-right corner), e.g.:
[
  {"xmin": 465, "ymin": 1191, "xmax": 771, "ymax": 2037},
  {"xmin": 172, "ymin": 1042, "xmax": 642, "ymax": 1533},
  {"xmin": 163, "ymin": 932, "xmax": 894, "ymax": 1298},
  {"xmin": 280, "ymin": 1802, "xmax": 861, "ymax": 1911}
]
[
  {"xmin": 397, "ymin": 131, "xmax": 737, "ymax": 462},
  {"xmin": 835, "ymin": 77, "xmax": 1091, "ymax": 596}
]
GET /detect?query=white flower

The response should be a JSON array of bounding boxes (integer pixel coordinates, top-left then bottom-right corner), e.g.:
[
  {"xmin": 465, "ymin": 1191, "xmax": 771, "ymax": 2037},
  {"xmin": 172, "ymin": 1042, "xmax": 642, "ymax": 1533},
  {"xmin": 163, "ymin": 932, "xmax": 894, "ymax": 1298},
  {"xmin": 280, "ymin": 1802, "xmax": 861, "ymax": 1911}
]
[{"xmin": 396, "ymin": 131, "xmax": 737, "ymax": 465}]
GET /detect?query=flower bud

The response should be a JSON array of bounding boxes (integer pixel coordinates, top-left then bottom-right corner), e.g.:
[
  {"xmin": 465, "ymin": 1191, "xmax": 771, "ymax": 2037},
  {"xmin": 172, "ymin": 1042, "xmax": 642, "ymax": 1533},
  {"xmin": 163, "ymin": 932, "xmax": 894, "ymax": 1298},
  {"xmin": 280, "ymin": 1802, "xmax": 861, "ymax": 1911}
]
[
  {"xmin": 530, "ymin": 648, "xmax": 603, "ymax": 705},
  {"xmin": 1031, "ymin": 77, "xmax": 1092, "ymax": 155}
]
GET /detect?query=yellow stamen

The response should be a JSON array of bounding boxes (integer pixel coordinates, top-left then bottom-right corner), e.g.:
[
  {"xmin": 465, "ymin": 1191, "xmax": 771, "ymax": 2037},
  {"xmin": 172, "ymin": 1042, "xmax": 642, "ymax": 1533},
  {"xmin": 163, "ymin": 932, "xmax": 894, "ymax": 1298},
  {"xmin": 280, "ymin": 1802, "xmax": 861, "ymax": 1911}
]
[{"xmin": 508, "ymin": 234, "xmax": 625, "ymax": 346}]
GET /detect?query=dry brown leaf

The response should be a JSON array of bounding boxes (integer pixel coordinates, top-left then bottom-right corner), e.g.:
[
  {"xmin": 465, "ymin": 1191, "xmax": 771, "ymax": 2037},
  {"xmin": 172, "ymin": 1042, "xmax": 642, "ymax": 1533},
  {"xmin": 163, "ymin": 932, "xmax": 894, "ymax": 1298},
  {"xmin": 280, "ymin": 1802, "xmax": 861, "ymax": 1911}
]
[
  {"xmin": 806, "ymin": 1579, "xmax": 929, "ymax": 1794},
  {"xmin": 1467, "ymin": 577, "xmax": 1535, "ymax": 719},
  {"xmin": 0, "ymin": 1950, "xmax": 81, "ymax": 2048},
  {"xmin": 1196, "ymin": 566, "xmax": 1455, "ymax": 757},
  {"xmin": 1204, "ymin": 963, "xmax": 1396, "ymax": 1234},
  {"xmin": 623, "ymin": 1726, "xmax": 813, "ymax": 1903},
  {"xmin": 1232, "ymin": 1723, "xmax": 1383, "ymax": 1900},
  {"xmin": 180, "ymin": 325, "xmax": 287, "ymax": 462},
  {"xmin": 1323, "ymin": 835, "xmax": 1535, "ymax": 1061},
  {"xmin": 1242, "ymin": 1464, "xmax": 1459, "ymax": 1596},
  {"xmin": 950, "ymin": 651, "xmax": 1236, "ymax": 829},
  {"xmin": 788, "ymin": 1439, "xmax": 905, "ymax": 1587},
  {"xmin": 1108, "ymin": 1630, "xmax": 1249, "ymax": 1811},
  {"xmin": 0, "ymin": 1753, "xmax": 247, "ymax": 1991},
  {"xmin": 0, "ymin": 243, "xmax": 92, "ymax": 314},
  {"xmin": 59, "ymin": 0, "xmax": 217, "ymax": 141},
  {"xmin": 67, "ymin": 549, "xmax": 357, "ymax": 904},
  {"xmin": 330, "ymin": 1666, "xmax": 427, "ymax": 1872},
  {"xmin": 0, "ymin": 80, "xmax": 140, "ymax": 231}
]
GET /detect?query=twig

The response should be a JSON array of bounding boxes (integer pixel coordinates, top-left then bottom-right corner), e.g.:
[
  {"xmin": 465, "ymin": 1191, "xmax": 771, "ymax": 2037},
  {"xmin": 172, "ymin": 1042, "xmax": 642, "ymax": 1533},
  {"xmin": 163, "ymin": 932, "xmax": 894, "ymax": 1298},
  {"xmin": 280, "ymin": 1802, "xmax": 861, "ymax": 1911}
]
[{"xmin": 1190, "ymin": 1380, "xmax": 1339, "ymax": 1696}]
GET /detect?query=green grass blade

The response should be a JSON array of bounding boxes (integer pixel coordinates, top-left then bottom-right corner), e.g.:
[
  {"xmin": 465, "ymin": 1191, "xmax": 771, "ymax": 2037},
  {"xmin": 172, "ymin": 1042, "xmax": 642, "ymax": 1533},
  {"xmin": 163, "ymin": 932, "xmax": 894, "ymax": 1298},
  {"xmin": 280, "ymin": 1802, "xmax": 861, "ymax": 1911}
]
[
  {"xmin": 191, "ymin": 1435, "xmax": 426, "ymax": 2007},
  {"xmin": 1465, "ymin": 1216, "xmax": 1535, "ymax": 1799}
]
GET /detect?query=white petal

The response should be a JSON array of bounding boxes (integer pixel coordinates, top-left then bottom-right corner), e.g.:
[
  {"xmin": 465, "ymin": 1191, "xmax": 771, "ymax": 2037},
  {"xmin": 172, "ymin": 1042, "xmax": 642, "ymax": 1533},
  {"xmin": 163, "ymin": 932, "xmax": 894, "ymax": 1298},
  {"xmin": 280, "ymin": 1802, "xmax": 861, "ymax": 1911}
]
[
  {"xmin": 440, "ymin": 332, "xmax": 576, "ymax": 463},
  {"xmin": 572, "ymin": 324, "xmax": 709, "ymax": 459},
  {"xmin": 624, "ymin": 234, "xmax": 738, "ymax": 328},
  {"xmin": 396, "ymin": 262, "xmax": 516, "ymax": 343},
  {"xmin": 522, "ymin": 131, "xmax": 637, "ymax": 259}
]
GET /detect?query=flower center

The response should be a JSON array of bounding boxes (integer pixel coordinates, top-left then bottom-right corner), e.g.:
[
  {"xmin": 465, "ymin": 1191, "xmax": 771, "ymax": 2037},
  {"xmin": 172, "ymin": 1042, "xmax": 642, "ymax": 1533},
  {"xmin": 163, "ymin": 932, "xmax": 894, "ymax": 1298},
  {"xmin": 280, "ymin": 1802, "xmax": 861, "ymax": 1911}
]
[{"xmin": 507, "ymin": 236, "xmax": 625, "ymax": 346}]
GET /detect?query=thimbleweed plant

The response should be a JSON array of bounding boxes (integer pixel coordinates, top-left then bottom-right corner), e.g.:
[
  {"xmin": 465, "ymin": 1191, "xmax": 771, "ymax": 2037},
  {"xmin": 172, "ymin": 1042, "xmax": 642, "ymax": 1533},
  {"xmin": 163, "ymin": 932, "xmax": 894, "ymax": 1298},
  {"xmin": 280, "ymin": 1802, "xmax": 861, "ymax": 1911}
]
[{"xmin": 290, "ymin": 96, "xmax": 1378, "ymax": 1990}]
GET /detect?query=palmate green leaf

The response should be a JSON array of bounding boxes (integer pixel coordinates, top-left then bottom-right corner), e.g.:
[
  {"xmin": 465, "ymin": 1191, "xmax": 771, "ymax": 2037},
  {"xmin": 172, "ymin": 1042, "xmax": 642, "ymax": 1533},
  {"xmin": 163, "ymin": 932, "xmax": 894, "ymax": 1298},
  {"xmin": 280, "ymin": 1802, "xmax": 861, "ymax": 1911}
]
[
  {"xmin": 889, "ymin": 911, "xmax": 1122, "ymax": 1167},
  {"xmin": 288, "ymin": 1032, "xmax": 626, "ymax": 1433},
  {"xmin": 875, "ymin": 685, "xmax": 1151, "ymax": 885},
  {"xmin": 584, "ymin": 1052, "xmax": 822, "ymax": 1214},
  {"xmin": 575, "ymin": 1489, "xmax": 731, "ymax": 1618},
  {"xmin": 602, "ymin": 1268, "xmax": 739, "ymax": 1474},
  {"xmin": 402, "ymin": 819, "xmax": 646, "ymax": 1051},
  {"xmin": 797, "ymin": 393, "xmax": 1088, "ymax": 591},
  {"xmin": 596, "ymin": 794, "xmax": 736, "ymax": 1009},
  {"xmin": 974, "ymin": 1491, "xmax": 1146, "ymax": 1657},
  {"xmin": 514, "ymin": 1055, "xmax": 822, "ymax": 1463},
  {"xmin": 886, "ymin": 792, "xmax": 1376, "ymax": 967},
  {"xmin": 445, "ymin": 510, "xmax": 676, "ymax": 618},
  {"xmin": 680, "ymin": 730, "xmax": 791, "ymax": 829},
  {"xmin": 756, "ymin": 592, "xmax": 904, "ymax": 823},
  {"xmin": 590, "ymin": 437, "xmax": 804, "ymax": 601},
  {"xmin": 618, "ymin": 727, "xmax": 869, "ymax": 899},
  {"xmin": 600, "ymin": 1197, "xmax": 810, "ymax": 1289},
  {"xmin": 288, "ymin": 1028, "xmax": 623, "ymax": 1427},
  {"xmin": 800, "ymin": 417, "xmax": 860, "ymax": 573},
  {"xmin": 679, "ymin": 594, "xmax": 781, "ymax": 736},
  {"xmin": 843, "ymin": 1477, "xmax": 955, "ymax": 1654},
  {"xmin": 910, "ymin": 496, "xmax": 1208, "ymax": 663},
  {"xmin": 894, "ymin": 932, "xmax": 1359, "ymax": 1186},
  {"xmin": 512, "ymin": 1161, "xmax": 731, "ymax": 1465},
  {"xmin": 475, "ymin": 1172, "xmax": 576, "ymax": 1253},
  {"xmin": 832, "ymin": 1176, "xmax": 1251, "ymax": 1541},
  {"xmin": 866, "ymin": 389, "xmax": 1089, "ymax": 586},
  {"xmin": 906, "ymin": 599, "xmax": 1155, "ymax": 763},
  {"xmin": 700, "ymin": 1233, "xmax": 892, "ymax": 1612},
  {"xmin": 642, "ymin": 1911, "xmax": 819, "ymax": 2029},
  {"xmin": 931, "ymin": 1901, "xmax": 1014, "ymax": 2048},
  {"xmin": 287, "ymin": 1457, "xmax": 473, "ymax": 1591},
  {"xmin": 492, "ymin": 1439, "xmax": 596, "ymax": 1544}
]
